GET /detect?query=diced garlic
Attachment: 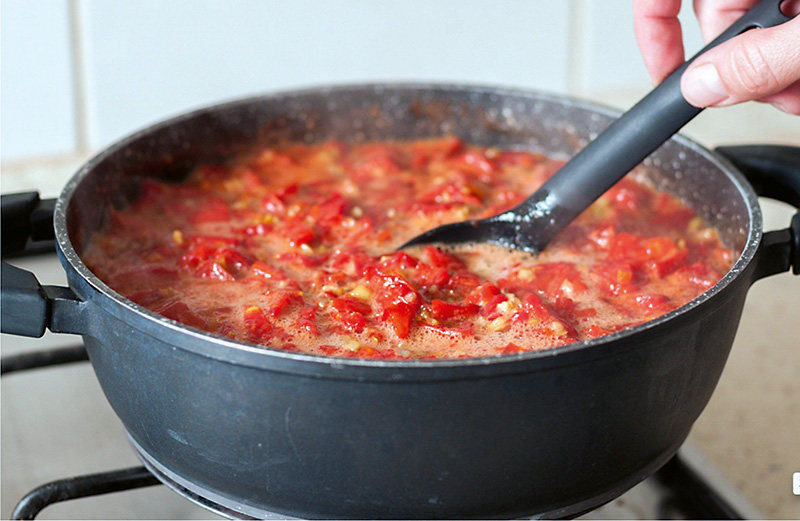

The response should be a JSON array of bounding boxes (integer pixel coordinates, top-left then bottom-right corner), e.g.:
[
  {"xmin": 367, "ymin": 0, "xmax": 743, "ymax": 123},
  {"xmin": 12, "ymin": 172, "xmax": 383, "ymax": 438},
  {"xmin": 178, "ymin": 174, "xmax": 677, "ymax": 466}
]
[
  {"xmin": 348, "ymin": 285, "xmax": 373, "ymax": 301},
  {"xmin": 321, "ymin": 284, "xmax": 343, "ymax": 296},
  {"xmin": 517, "ymin": 267, "xmax": 534, "ymax": 281},
  {"xmin": 495, "ymin": 298, "xmax": 518, "ymax": 316},
  {"xmin": 550, "ymin": 321, "xmax": 568, "ymax": 337},
  {"xmin": 488, "ymin": 316, "xmax": 509, "ymax": 332},
  {"xmin": 287, "ymin": 204, "xmax": 301, "ymax": 218},
  {"xmin": 343, "ymin": 338, "xmax": 361, "ymax": 351}
]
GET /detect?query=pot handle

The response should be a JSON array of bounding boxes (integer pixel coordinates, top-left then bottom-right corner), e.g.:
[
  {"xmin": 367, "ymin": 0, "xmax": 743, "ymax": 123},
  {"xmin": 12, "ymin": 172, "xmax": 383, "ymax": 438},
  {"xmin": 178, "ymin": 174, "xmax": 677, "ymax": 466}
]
[
  {"xmin": 715, "ymin": 145, "xmax": 800, "ymax": 279},
  {"xmin": 1, "ymin": 192, "xmax": 88, "ymax": 338},
  {"xmin": 2, "ymin": 191, "xmax": 56, "ymax": 256}
]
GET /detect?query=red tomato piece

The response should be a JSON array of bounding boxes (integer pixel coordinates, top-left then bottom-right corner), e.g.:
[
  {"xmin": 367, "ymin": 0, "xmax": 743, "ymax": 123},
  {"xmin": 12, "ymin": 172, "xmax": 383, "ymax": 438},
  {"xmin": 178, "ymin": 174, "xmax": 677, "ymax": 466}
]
[
  {"xmin": 608, "ymin": 234, "xmax": 689, "ymax": 279},
  {"xmin": 242, "ymin": 223, "xmax": 274, "ymax": 236},
  {"xmin": 250, "ymin": 260, "xmax": 286, "ymax": 280},
  {"xmin": 652, "ymin": 192, "xmax": 696, "ymax": 229},
  {"xmin": 194, "ymin": 261, "xmax": 234, "ymax": 281},
  {"xmin": 261, "ymin": 185, "xmax": 298, "ymax": 215},
  {"xmin": 264, "ymin": 290, "xmax": 303, "ymax": 318},
  {"xmin": 617, "ymin": 293, "xmax": 672, "ymax": 315},
  {"xmin": 319, "ymin": 345, "xmax": 338, "ymax": 355},
  {"xmin": 279, "ymin": 221, "xmax": 315, "ymax": 246},
  {"xmin": 188, "ymin": 198, "xmax": 230, "ymax": 224},
  {"xmin": 414, "ymin": 263, "xmax": 449, "ymax": 288},
  {"xmin": 410, "ymin": 136, "xmax": 462, "ymax": 169},
  {"xmin": 450, "ymin": 150, "xmax": 497, "ymax": 175},
  {"xmin": 481, "ymin": 293, "xmax": 509, "ymax": 319},
  {"xmin": 371, "ymin": 275, "xmax": 421, "ymax": 339},
  {"xmin": 419, "ymin": 322, "xmax": 474, "ymax": 339},
  {"xmin": 640, "ymin": 237, "xmax": 689, "ymax": 278},
  {"xmin": 156, "ymin": 300, "xmax": 208, "ymax": 329},
  {"xmin": 296, "ymin": 314, "xmax": 321, "ymax": 336},
  {"xmin": 430, "ymin": 299, "xmax": 480, "ymax": 322},
  {"xmin": 330, "ymin": 296, "xmax": 372, "ymax": 334},
  {"xmin": 608, "ymin": 233, "xmax": 642, "ymax": 260},
  {"xmin": 274, "ymin": 251, "xmax": 330, "ymax": 268},
  {"xmin": 331, "ymin": 296, "xmax": 372, "ymax": 316},
  {"xmin": 423, "ymin": 246, "xmax": 465, "ymax": 271},
  {"xmin": 604, "ymin": 180, "xmax": 651, "ymax": 213},
  {"xmin": 108, "ymin": 208, "xmax": 151, "ymax": 233},
  {"xmin": 498, "ymin": 263, "xmax": 586, "ymax": 299},
  {"xmin": 128, "ymin": 289, "xmax": 166, "ymax": 307},
  {"xmin": 500, "ymin": 342, "xmax": 526, "ymax": 354},
  {"xmin": 378, "ymin": 251, "xmax": 418, "ymax": 272},
  {"xmin": 187, "ymin": 235, "xmax": 240, "ymax": 248},
  {"xmin": 518, "ymin": 293, "xmax": 555, "ymax": 323},
  {"xmin": 216, "ymin": 248, "xmax": 250, "ymax": 273},
  {"xmin": 666, "ymin": 262, "xmax": 721, "ymax": 290},
  {"xmin": 584, "ymin": 325, "xmax": 614, "ymax": 339},
  {"xmin": 592, "ymin": 263, "xmax": 638, "ymax": 296},
  {"xmin": 417, "ymin": 182, "xmax": 482, "ymax": 206},
  {"xmin": 465, "ymin": 282, "xmax": 502, "ymax": 307},
  {"xmin": 313, "ymin": 193, "xmax": 348, "ymax": 223},
  {"xmin": 244, "ymin": 305, "xmax": 273, "ymax": 341}
]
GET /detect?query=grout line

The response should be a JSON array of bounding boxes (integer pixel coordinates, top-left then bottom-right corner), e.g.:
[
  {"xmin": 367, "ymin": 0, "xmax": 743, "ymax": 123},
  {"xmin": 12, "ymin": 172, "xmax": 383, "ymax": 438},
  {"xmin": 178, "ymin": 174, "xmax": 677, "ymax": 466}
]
[
  {"xmin": 565, "ymin": 0, "xmax": 587, "ymax": 97},
  {"xmin": 68, "ymin": 0, "xmax": 90, "ymax": 155}
]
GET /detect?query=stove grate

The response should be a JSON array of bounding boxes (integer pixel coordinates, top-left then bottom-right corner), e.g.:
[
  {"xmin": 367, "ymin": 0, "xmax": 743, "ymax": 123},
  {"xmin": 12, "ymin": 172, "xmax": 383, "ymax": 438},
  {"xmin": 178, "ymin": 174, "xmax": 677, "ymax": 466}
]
[{"xmin": 10, "ymin": 466, "xmax": 159, "ymax": 520}]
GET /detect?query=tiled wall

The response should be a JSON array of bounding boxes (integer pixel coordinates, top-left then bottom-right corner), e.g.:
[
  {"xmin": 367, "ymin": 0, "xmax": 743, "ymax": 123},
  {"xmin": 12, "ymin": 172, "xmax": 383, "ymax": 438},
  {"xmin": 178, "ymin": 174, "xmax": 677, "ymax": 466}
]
[{"xmin": 1, "ymin": 0, "xmax": 703, "ymax": 164}]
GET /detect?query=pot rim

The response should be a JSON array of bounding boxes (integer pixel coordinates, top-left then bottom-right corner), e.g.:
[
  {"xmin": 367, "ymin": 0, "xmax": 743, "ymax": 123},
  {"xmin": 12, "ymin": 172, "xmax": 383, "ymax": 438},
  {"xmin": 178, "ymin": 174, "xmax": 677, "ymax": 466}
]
[{"xmin": 53, "ymin": 82, "xmax": 764, "ymax": 380}]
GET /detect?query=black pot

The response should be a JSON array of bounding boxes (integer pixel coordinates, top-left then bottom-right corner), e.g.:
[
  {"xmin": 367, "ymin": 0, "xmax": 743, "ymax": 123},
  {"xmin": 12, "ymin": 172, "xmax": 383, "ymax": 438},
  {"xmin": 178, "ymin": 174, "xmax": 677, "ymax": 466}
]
[{"xmin": 2, "ymin": 84, "xmax": 798, "ymax": 519}]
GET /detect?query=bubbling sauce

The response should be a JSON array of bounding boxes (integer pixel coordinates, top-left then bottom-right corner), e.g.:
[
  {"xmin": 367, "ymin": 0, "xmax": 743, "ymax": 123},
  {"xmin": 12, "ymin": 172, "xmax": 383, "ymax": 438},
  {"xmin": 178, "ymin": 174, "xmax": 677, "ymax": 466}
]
[{"xmin": 82, "ymin": 138, "xmax": 735, "ymax": 359}]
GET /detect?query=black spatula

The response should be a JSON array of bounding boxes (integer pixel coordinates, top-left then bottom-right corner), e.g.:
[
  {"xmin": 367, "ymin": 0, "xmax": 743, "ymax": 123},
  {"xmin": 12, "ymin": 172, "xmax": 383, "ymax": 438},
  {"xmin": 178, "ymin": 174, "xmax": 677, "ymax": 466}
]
[{"xmin": 402, "ymin": 0, "xmax": 793, "ymax": 252}]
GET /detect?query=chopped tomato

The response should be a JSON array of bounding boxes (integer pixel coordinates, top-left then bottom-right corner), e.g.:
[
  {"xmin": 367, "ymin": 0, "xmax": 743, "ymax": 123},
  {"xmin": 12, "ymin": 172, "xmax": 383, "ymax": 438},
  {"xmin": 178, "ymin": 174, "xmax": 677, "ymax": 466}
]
[
  {"xmin": 279, "ymin": 221, "xmax": 315, "ymax": 246},
  {"xmin": 188, "ymin": 198, "xmax": 230, "ymax": 224},
  {"xmin": 250, "ymin": 261, "xmax": 286, "ymax": 280},
  {"xmin": 465, "ymin": 282, "xmax": 502, "ymax": 307},
  {"xmin": 155, "ymin": 300, "xmax": 207, "ymax": 329},
  {"xmin": 592, "ymin": 263, "xmax": 638, "ymax": 296},
  {"xmin": 430, "ymin": 299, "xmax": 479, "ymax": 322},
  {"xmin": 370, "ymin": 274, "xmax": 421, "ymax": 339},
  {"xmin": 84, "ymin": 139, "xmax": 735, "ymax": 359},
  {"xmin": 264, "ymin": 290, "xmax": 303, "ymax": 318},
  {"xmin": 194, "ymin": 261, "xmax": 234, "ymax": 281},
  {"xmin": 244, "ymin": 305, "xmax": 273, "ymax": 341}
]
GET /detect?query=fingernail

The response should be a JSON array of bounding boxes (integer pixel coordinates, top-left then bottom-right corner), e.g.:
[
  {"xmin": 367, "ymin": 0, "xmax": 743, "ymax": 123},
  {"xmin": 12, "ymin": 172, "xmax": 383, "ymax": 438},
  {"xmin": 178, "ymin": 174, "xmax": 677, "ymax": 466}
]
[{"xmin": 682, "ymin": 63, "xmax": 729, "ymax": 107}]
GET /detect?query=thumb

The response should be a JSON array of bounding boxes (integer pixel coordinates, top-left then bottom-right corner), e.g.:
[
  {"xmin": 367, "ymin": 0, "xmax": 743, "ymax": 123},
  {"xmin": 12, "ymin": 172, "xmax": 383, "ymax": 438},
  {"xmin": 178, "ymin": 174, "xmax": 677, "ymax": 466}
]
[{"xmin": 680, "ymin": 16, "xmax": 800, "ymax": 111}]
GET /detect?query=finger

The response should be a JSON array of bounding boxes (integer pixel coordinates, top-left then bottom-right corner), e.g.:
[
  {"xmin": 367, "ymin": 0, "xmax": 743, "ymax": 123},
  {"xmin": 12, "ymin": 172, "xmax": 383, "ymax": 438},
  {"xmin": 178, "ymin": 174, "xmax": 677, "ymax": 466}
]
[
  {"xmin": 760, "ymin": 80, "xmax": 800, "ymax": 115},
  {"xmin": 680, "ymin": 16, "xmax": 800, "ymax": 110},
  {"xmin": 693, "ymin": 0, "xmax": 800, "ymax": 41},
  {"xmin": 633, "ymin": 0, "xmax": 686, "ymax": 83},
  {"xmin": 693, "ymin": 0, "xmax": 756, "ymax": 42}
]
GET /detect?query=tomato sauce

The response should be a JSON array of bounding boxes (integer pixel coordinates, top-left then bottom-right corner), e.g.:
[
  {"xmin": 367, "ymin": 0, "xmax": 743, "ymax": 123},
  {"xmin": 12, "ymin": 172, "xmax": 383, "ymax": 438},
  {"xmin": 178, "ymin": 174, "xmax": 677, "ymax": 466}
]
[{"xmin": 82, "ymin": 138, "xmax": 735, "ymax": 359}]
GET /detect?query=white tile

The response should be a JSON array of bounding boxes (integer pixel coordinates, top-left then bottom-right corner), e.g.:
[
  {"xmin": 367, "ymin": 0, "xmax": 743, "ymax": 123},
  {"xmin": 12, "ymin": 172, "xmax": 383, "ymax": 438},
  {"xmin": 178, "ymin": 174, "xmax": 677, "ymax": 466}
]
[
  {"xmin": 80, "ymin": 0, "xmax": 571, "ymax": 148},
  {"xmin": 0, "ymin": 0, "xmax": 77, "ymax": 161},
  {"xmin": 575, "ymin": 0, "xmax": 704, "ymax": 96}
]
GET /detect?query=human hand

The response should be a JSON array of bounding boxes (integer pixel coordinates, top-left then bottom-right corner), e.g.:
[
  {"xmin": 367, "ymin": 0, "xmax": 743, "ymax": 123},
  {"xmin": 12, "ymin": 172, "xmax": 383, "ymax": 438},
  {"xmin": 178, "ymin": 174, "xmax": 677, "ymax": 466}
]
[{"xmin": 633, "ymin": 0, "xmax": 800, "ymax": 114}]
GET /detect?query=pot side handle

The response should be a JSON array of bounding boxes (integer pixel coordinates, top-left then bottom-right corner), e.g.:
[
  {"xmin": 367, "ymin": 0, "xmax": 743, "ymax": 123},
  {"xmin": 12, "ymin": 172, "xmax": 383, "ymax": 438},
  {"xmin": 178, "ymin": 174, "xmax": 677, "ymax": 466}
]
[
  {"xmin": 715, "ymin": 145, "xmax": 800, "ymax": 279},
  {"xmin": 1, "ymin": 192, "xmax": 88, "ymax": 338}
]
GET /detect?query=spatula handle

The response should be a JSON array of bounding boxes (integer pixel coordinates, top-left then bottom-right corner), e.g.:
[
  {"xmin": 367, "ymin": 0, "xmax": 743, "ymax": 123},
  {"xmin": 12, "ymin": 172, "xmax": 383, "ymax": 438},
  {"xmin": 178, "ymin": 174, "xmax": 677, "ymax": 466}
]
[{"xmin": 519, "ymin": 0, "xmax": 793, "ymax": 243}]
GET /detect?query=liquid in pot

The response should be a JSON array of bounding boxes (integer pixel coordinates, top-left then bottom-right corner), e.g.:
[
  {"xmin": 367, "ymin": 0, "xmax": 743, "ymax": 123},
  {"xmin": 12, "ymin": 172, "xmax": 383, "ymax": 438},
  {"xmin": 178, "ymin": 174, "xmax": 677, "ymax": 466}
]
[{"xmin": 82, "ymin": 138, "xmax": 735, "ymax": 359}]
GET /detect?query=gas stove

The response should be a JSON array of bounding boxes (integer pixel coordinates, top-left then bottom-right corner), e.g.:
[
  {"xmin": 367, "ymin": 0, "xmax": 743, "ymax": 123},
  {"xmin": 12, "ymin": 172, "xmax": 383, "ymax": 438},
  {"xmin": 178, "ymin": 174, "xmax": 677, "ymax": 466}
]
[{"xmin": 0, "ymin": 254, "xmax": 766, "ymax": 520}]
